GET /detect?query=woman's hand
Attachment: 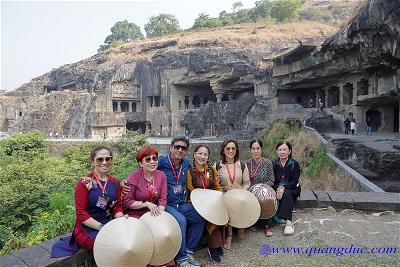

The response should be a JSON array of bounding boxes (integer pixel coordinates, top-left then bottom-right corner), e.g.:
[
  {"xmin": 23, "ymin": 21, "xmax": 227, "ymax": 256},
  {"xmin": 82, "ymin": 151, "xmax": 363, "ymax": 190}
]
[
  {"xmin": 146, "ymin": 202, "xmax": 161, "ymax": 216},
  {"xmin": 120, "ymin": 180, "xmax": 130, "ymax": 196},
  {"xmin": 276, "ymin": 186, "xmax": 284, "ymax": 200}
]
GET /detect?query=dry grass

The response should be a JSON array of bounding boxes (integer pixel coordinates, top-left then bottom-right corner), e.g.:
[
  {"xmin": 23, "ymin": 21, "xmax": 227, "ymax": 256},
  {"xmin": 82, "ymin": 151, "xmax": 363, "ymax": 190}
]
[
  {"xmin": 301, "ymin": 167, "xmax": 356, "ymax": 191},
  {"xmin": 105, "ymin": 21, "xmax": 338, "ymax": 62}
]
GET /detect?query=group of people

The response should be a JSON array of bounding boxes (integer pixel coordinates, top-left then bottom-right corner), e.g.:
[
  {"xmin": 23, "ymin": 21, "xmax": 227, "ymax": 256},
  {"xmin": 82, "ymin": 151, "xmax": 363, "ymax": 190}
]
[
  {"xmin": 343, "ymin": 118, "xmax": 358, "ymax": 135},
  {"xmin": 344, "ymin": 117, "xmax": 374, "ymax": 135},
  {"xmin": 52, "ymin": 137, "xmax": 301, "ymax": 266}
]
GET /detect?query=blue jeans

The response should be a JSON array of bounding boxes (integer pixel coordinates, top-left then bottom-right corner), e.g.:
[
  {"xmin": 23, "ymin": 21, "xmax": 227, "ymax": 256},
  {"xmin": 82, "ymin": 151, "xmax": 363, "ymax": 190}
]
[
  {"xmin": 166, "ymin": 203, "xmax": 206, "ymax": 262},
  {"xmin": 366, "ymin": 126, "xmax": 372, "ymax": 135}
]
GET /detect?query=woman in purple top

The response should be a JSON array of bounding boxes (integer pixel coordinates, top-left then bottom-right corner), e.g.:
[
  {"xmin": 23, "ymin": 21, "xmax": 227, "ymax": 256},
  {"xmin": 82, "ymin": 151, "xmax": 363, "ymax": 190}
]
[{"xmin": 123, "ymin": 146, "xmax": 167, "ymax": 218}]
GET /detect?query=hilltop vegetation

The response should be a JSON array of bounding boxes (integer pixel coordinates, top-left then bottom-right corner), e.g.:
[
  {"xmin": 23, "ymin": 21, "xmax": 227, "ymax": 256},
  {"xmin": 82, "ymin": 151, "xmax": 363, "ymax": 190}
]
[{"xmin": 99, "ymin": 0, "xmax": 365, "ymax": 51}]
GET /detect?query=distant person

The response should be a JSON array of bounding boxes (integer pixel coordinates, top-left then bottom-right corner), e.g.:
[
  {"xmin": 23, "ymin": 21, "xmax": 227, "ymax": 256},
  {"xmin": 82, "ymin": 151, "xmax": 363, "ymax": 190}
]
[
  {"xmin": 366, "ymin": 117, "xmax": 373, "ymax": 135},
  {"xmin": 344, "ymin": 118, "xmax": 351, "ymax": 135},
  {"xmin": 55, "ymin": 132, "xmax": 59, "ymax": 139},
  {"xmin": 308, "ymin": 99, "xmax": 315, "ymax": 108},
  {"xmin": 49, "ymin": 132, "xmax": 53, "ymax": 138},
  {"xmin": 351, "ymin": 119, "xmax": 357, "ymax": 135},
  {"xmin": 318, "ymin": 98, "xmax": 324, "ymax": 111}
]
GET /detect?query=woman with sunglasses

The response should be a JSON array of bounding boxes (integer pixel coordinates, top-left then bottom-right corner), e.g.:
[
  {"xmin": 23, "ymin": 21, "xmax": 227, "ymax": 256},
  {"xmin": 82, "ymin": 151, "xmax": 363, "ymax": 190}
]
[
  {"xmin": 213, "ymin": 139, "xmax": 250, "ymax": 250},
  {"xmin": 245, "ymin": 139, "xmax": 275, "ymax": 237},
  {"xmin": 123, "ymin": 146, "xmax": 167, "ymax": 218},
  {"xmin": 187, "ymin": 144, "xmax": 224, "ymax": 263},
  {"xmin": 51, "ymin": 145, "xmax": 124, "ymax": 257}
]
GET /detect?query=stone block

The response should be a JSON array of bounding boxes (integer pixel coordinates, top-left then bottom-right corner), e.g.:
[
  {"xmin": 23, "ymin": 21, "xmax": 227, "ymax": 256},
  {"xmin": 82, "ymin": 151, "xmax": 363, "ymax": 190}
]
[
  {"xmin": 346, "ymin": 192, "xmax": 400, "ymax": 211},
  {"xmin": 37, "ymin": 237, "xmax": 59, "ymax": 253},
  {"xmin": 10, "ymin": 245, "xmax": 49, "ymax": 267},
  {"xmin": 327, "ymin": 191, "xmax": 354, "ymax": 209},
  {"xmin": 48, "ymin": 249, "xmax": 95, "ymax": 267},
  {"xmin": 313, "ymin": 190, "xmax": 332, "ymax": 207},
  {"xmin": 295, "ymin": 189, "xmax": 317, "ymax": 208},
  {"xmin": 0, "ymin": 254, "xmax": 27, "ymax": 267}
]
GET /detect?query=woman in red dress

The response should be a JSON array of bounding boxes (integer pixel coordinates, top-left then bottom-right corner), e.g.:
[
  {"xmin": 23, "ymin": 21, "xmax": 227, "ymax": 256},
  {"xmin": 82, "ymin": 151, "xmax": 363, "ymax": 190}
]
[
  {"xmin": 51, "ymin": 145, "xmax": 124, "ymax": 256},
  {"xmin": 122, "ymin": 146, "xmax": 167, "ymax": 218}
]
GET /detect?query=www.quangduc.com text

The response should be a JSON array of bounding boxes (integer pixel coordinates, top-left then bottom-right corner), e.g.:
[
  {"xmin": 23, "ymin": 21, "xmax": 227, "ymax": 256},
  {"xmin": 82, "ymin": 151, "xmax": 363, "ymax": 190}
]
[{"xmin": 260, "ymin": 244, "xmax": 398, "ymax": 257}]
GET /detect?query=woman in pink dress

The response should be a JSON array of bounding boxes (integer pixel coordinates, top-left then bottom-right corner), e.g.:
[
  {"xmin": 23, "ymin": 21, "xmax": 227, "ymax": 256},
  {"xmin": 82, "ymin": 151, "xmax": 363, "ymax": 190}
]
[{"xmin": 123, "ymin": 146, "xmax": 167, "ymax": 218}]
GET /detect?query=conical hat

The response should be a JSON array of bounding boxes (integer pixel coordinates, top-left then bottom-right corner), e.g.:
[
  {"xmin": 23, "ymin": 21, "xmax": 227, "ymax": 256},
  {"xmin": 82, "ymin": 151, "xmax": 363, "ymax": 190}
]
[
  {"xmin": 93, "ymin": 217, "xmax": 153, "ymax": 267},
  {"xmin": 250, "ymin": 184, "xmax": 278, "ymax": 219},
  {"xmin": 223, "ymin": 189, "xmax": 261, "ymax": 228},
  {"xmin": 139, "ymin": 211, "xmax": 182, "ymax": 266},
  {"xmin": 190, "ymin": 188, "xmax": 229, "ymax": 226}
]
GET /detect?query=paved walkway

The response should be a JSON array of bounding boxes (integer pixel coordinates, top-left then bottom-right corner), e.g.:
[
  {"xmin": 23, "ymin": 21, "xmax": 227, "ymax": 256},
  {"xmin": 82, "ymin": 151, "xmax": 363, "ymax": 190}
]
[
  {"xmin": 322, "ymin": 132, "xmax": 400, "ymax": 152},
  {"xmin": 194, "ymin": 208, "xmax": 400, "ymax": 266}
]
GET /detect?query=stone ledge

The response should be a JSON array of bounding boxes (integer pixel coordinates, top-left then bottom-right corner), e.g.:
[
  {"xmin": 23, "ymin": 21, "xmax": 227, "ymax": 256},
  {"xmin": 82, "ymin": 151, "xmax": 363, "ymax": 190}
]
[
  {"xmin": 313, "ymin": 190, "xmax": 332, "ymax": 207},
  {"xmin": 0, "ymin": 237, "xmax": 95, "ymax": 267},
  {"xmin": 295, "ymin": 189, "xmax": 317, "ymax": 208},
  {"xmin": 295, "ymin": 190, "xmax": 400, "ymax": 211}
]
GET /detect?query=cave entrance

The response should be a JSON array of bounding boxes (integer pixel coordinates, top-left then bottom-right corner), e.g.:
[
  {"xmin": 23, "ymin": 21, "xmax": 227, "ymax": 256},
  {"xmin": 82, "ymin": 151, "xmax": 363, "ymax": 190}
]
[
  {"xmin": 366, "ymin": 110, "xmax": 381, "ymax": 131},
  {"xmin": 175, "ymin": 82, "xmax": 216, "ymax": 110},
  {"xmin": 126, "ymin": 122, "xmax": 146, "ymax": 133}
]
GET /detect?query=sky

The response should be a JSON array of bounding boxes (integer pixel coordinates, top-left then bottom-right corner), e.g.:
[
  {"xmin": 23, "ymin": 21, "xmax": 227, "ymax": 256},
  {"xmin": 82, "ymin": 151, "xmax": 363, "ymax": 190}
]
[{"xmin": 1, "ymin": 0, "xmax": 257, "ymax": 91}]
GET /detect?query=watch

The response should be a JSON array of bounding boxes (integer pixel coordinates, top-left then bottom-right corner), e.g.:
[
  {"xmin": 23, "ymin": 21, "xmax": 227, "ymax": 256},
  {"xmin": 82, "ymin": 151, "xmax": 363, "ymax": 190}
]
[{"xmin": 97, "ymin": 223, "xmax": 103, "ymax": 231}]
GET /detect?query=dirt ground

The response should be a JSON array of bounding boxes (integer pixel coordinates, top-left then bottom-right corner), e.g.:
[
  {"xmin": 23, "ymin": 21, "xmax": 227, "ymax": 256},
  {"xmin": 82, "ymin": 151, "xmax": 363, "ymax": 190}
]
[{"xmin": 194, "ymin": 208, "xmax": 400, "ymax": 266}]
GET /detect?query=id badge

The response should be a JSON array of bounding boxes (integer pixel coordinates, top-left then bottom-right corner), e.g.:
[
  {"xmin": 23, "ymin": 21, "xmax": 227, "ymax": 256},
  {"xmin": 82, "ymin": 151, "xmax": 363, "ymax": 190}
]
[
  {"xmin": 173, "ymin": 185, "xmax": 182, "ymax": 194},
  {"xmin": 96, "ymin": 195, "xmax": 108, "ymax": 210}
]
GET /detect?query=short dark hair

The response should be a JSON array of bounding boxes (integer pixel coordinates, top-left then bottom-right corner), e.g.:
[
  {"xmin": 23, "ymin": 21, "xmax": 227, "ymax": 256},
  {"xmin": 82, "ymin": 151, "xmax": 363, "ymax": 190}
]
[
  {"xmin": 276, "ymin": 141, "xmax": 292, "ymax": 158},
  {"xmin": 171, "ymin": 136, "xmax": 189, "ymax": 147},
  {"xmin": 249, "ymin": 139, "xmax": 263, "ymax": 149},
  {"xmin": 220, "ymin": 139, "xmax": 239, "ymax": 163},
  {"xmin": 90, "ymin": 145, "xmax": 113, "ymax": 162},
  {"xmin": 136, "ymin": 146, "xmax": 159, "ymax": 163}
]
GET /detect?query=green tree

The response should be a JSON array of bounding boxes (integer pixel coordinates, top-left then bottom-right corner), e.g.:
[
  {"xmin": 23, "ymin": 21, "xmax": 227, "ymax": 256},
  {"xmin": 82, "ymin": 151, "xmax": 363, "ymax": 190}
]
[
  {"xmin": 144, "ymin": 14, "xmax": 180, "ymax": 38},
  {"xmin": 232, "ymin": 1, "xmax": 244, "ymax": 12},
  {"xmin": 249, "ymin": 0, "xmax": 274, "ymax": 21},
  {"xmin": 270, "ymin": 0, "xmax": 302, "ymax": 22},
  {"xmin": 192, "ymin": 13, "xmax": 223, "ymax": 29},
  {"xmin": 98, "ymin": 20, "xmax": 143, "ymax": 51}
]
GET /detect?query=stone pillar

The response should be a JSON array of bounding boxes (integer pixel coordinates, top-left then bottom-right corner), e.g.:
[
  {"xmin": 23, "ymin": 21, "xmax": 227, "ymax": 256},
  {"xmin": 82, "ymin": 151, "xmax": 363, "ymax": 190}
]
[
  {"xmin": 339, "ymin": 84, "xmax": 344, "ymax": 108},
  {"xmin": 137, "ymin": 102, "xmax": 142, "ymax": 112},
  {"xmin": 398, "ymin": 99, "xmax": 400, "ymax": 133},
  {"xmin": 352, "ymin": 81, "xmax": 358, "ymax": 105},
  {"xmin": 228, "ymin": 94, "xmax": 235, "ymax": 101},
  {"xmin": 324, "ymin": 88, "xmax": 328, "ymax": 108},
  {"xmin": 315, "ymin": 90, "xmax": 319, "ymax": 108},
  {"xmin": 216, "ymin": 94, "xmax": 223, "ymax": 103},
  {"xmin": 152, "ymin": 97, "xmax": 156, "ymax": 108},
  {"xmin": 117, "ymin": 102, "xmax": 121, "ymax": 112},
  {"xmin": 188, "ymin": 96, "xmax": 194, "ymax": 108},
  {"xmin": 128, "ymin": 101, "xmax": 132, "ymax": 112}
]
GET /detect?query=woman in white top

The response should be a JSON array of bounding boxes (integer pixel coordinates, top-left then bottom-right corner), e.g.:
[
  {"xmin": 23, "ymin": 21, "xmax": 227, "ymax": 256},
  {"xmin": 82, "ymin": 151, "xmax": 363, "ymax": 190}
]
[{"xmin": 213, "ymin": 139, "xmax": 250, "ymax": 250}]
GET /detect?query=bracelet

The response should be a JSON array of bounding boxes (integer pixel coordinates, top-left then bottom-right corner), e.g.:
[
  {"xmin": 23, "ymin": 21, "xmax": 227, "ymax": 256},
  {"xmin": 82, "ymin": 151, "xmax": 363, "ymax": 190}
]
[{"xmin": 96, "ymin": 223, "xmax": 103, "ymax": 231}]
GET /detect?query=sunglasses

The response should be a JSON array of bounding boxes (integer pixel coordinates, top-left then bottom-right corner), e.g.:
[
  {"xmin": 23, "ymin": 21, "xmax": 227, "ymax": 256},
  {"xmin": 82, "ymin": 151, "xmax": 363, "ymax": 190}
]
[
  {"xmin": 95, "ymin": 156, "xmax": 113, "ymax": 164},
  {"xmin": 225, "ymin": 147, "xmax": 237, "ymax": 151},
  {"xmin": 143, "ymin": 156, "xmax": 158, "ymax": 163},
  {"xmin": 173, "ymin": 145, "xmax": 188, "ymax": 151}
]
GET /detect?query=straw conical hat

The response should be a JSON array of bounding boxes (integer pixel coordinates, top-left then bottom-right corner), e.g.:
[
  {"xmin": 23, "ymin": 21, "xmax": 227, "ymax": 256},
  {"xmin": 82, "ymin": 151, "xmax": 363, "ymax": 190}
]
[
  {"xmin": 93, "ymin": 217, "xmax": 153, "ymax": 267},
  {"xmin": 223, "ymin": 189, "xmax": 261, "ymax": 228},
  {"xmin": 190, "ymin": 188, "xmax": 229, "ymax": 226},
  {"xmin": 139, "ymin": 211, "xmax": 182, "ymax": 266},
  {"xmin": 250, "ymin": 184, "xmax": 278, "ymax": 219}
]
